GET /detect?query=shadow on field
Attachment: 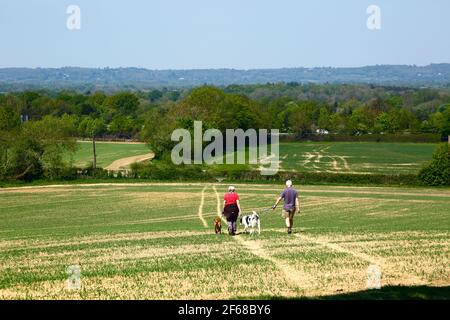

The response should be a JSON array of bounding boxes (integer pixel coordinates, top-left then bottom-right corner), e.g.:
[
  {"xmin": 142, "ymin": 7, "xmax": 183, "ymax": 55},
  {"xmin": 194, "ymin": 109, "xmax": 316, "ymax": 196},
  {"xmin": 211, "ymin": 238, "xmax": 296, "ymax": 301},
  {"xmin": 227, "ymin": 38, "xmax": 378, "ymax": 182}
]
[
  {"xmin": 316, "ymin": 286, "xmax": 450, "ymax": 300},
  {"xmin": 239, "ymin": 286, "xmax": 450, "ymax": 300}
]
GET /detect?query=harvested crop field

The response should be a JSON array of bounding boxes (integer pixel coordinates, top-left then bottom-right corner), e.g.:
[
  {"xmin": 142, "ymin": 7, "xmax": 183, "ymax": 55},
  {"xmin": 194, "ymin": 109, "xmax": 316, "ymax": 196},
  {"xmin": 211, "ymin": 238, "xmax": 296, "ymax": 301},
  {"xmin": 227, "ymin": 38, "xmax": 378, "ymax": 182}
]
[
  {"xmin": 278, "ymin": 142, "xmax": 436, "ymax": 174},
  {"xmin": 0, "ymin": 183, "xmax": 448, "ymax": 299}
]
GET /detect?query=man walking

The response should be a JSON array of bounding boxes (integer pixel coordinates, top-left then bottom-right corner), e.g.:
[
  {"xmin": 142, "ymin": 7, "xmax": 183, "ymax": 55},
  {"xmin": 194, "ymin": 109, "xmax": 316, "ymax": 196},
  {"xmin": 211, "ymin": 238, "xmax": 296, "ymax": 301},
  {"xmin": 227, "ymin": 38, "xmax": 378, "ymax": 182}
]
[{"xmin": 272, "ymin": 180, "xmax": 299, "ymax": 234}]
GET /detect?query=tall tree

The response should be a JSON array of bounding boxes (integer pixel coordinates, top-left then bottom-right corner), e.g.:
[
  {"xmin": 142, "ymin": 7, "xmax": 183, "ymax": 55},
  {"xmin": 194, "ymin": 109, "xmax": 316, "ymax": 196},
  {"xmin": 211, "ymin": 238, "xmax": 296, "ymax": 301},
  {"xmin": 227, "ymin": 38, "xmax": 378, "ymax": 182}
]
[{"xmin": 79, "ymin": 117, "xmax": 105, "ymax": 169}]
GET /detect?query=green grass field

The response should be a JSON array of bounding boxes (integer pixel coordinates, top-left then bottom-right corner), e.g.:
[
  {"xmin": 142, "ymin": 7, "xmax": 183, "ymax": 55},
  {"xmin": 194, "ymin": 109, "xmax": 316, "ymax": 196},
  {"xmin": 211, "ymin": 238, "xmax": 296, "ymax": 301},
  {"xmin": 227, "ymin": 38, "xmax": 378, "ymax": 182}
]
[
  {"xmin": 68, "ymin": 141, "xmax": 152, "ymax": 168},
  {"xmin": 69, "ymin": 141, "xmax": 436, "ymax": 175},
  {"xmin": 278, "ymin": 142, "xmax": 436, "ymax": 174},
  {"xmin": 0, "ymin": 183, "xmax": 448, "ymax": 299}
]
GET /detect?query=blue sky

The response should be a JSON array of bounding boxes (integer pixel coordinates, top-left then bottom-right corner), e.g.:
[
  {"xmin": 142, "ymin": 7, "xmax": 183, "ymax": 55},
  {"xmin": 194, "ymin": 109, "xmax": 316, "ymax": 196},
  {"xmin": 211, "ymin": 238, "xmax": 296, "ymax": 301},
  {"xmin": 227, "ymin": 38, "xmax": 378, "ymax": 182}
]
[{"xmin": 0, "ymin": 0, "xmax": 449, "ymax": 69}]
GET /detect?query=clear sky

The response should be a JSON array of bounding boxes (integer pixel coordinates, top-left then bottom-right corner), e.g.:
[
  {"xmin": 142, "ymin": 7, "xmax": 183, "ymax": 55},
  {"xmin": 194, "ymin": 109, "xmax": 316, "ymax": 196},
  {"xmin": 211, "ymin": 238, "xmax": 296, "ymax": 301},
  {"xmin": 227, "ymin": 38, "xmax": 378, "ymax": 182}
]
[{"xmin": 0, "ymin": 0, "xmax": 449, "ymax": 69}]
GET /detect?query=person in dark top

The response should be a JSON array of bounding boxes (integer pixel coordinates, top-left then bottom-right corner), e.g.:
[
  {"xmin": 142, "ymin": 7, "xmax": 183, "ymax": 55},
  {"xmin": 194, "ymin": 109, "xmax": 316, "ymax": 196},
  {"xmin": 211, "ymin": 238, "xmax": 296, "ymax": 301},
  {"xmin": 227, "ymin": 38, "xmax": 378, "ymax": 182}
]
[
  {"xmin": 223, "ymin": 186, "xmax": 241, "ymax": 236},
  {"xmin": 272, "ymin": 180, "xmax": 299, "ymax": 234}
]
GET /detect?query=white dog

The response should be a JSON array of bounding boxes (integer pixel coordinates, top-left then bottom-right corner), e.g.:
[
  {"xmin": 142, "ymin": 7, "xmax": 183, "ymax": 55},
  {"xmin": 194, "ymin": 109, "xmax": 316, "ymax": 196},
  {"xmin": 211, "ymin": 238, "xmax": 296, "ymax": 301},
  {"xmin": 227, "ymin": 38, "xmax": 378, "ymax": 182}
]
[{"xmin": 240, "ymin": 211, "xmax": 261, "ymax": 235}]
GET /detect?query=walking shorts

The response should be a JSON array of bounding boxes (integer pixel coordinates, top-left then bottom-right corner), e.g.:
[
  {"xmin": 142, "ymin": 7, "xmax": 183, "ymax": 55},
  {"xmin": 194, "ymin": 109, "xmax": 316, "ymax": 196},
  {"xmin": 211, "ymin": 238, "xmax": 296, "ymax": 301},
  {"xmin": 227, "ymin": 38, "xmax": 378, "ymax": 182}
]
[{"xmin": 282, "ymin": 208, "xmax": 296, "ymax": 219}]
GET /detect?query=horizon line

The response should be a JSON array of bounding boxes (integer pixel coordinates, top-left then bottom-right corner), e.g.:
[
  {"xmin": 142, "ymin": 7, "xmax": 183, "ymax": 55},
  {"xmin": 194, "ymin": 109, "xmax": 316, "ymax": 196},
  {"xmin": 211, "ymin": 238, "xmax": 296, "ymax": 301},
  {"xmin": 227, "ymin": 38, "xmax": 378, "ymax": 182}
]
[{"xmin": 1, "ymin": 63, "xmax": 449, "ymax": 71}]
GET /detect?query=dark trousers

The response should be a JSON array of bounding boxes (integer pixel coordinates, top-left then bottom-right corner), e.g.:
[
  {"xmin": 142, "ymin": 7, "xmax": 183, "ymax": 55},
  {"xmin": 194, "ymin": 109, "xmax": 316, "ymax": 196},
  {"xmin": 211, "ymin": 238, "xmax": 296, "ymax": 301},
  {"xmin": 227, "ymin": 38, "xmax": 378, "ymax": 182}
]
[
  {"xmin": 227, "ymin": 221, "xmax": 237, "ymax": 234},
  {"xmin": 223, "ymin": 204, "xmax": 239, "ymax": 234}
]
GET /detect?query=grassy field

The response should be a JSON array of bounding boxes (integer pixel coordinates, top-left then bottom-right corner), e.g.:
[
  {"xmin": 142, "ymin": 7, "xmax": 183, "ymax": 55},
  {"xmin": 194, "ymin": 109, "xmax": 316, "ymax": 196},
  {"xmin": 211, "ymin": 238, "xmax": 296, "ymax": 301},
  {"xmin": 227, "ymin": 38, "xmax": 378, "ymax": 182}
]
[
  {"xmin": 277, "ymin": 142, "xmax": 436, "ymax": 175},
  {"xmin": 68, "ymin": 141, "xmax": 152, "ymax": 168},
  {"xmin": 68, "ymin": 141, "xmax": 436, "ymax": 175},
  {"xmin": 0, "ymin": 183, "xmax": 448, "ymax": 299}
]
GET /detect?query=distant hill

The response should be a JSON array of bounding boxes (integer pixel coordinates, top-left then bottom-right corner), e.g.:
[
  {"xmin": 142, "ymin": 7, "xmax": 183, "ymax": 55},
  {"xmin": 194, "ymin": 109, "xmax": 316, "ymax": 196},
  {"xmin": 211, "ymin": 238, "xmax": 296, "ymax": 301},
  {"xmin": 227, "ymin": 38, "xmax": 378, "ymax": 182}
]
[{"xmin": 1, "ymin": 64, "xmax": 450, "ymax": 91}]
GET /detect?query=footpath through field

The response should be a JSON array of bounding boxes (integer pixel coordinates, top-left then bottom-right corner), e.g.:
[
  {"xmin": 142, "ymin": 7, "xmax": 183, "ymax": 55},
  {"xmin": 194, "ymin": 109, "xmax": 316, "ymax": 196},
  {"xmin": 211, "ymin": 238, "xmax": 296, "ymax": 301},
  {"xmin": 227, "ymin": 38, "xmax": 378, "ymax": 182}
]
[{"xmin": 104, "ymin": 152, "xmax": 155, "ymax": 171}]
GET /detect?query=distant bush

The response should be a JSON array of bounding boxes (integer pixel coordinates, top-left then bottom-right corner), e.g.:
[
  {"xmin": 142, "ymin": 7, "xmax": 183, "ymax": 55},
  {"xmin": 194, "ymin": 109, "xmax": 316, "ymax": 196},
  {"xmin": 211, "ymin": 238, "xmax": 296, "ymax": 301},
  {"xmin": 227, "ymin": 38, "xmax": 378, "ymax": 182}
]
[
  {"xmin": 44, "ymin": 166, "xmax": 78, "ymax": 180},
  {"xmin": 419, "ymin": 144, "xmax": 450, "ymax": 186},
  {"xmin": 130, "ymin": 161, "xmax": 212, "ymax": 181},
  {"xmin": 130, "ymin": 161, "xmax": 262, "ymax": 181},
  {"xmin": 75, "ymin": 167, "xmax": 110, "ymax": 179},
  {"xmin": 208, "ymin": 164, "xmax": 254, "ymax": 180},
  {"xmin": 128, "ymin": 160, "xmax": 422, "ymax": 185},
  {"xmin": 221, "ymin": 171, "xmax": 421, "ymax": 186}
]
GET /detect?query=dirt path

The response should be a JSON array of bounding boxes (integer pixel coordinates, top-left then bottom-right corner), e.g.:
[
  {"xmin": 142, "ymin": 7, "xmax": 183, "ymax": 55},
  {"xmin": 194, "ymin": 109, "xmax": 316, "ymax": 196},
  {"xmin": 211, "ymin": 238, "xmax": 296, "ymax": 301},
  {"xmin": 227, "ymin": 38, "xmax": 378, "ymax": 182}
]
[
  {"xmin": 104, "ymin": 152, "xmax": 155, "ymax": 171},
  {"xmin": 197, "ymin": 186, "xmax": 209, "ymax": 228}
]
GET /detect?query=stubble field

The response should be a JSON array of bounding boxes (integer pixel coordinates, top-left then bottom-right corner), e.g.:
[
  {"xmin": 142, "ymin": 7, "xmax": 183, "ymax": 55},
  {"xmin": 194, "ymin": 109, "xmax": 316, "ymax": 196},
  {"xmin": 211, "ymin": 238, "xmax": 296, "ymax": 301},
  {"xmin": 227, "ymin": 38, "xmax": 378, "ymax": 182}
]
[
  {"xmin": 0, "ymin": 183, "xmax": 449, "ymax": 299},
  {"xmin": 278, "ymin": 142, "xmax": 436, "ymax": 174}
]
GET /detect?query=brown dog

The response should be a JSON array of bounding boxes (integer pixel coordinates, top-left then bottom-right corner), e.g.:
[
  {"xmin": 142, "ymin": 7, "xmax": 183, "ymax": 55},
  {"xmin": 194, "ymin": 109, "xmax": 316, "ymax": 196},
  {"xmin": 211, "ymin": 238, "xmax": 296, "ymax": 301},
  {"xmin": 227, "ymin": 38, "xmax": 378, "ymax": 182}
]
[{"xmin": 214, "ymin": 217, "xmax": 222, "ymax": 234}]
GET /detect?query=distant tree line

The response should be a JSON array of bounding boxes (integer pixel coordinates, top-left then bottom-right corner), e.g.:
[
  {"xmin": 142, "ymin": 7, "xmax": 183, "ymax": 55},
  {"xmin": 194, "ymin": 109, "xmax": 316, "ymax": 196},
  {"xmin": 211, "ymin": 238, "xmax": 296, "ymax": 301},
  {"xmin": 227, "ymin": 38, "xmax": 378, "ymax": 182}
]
[
  {"xmin": 1, "ymin": 83, "xmax": 449, "ymax": 182},
  {"xmin": 1, "ymin": 84, "xmax": 449, "ymax": 141},
  {"xmin": 1, "ymin": 64, "xmax": 450, "ymax": 89}
]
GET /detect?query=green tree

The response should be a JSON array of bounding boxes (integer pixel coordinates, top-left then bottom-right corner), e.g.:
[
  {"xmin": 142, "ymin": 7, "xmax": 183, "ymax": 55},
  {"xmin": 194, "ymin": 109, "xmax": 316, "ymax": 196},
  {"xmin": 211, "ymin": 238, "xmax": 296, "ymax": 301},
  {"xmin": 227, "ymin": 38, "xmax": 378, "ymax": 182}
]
[
  {"xmin": 216, "ymin": 94, "xmax": 261, "ymax": 130},
  {"xmin": 104, "ymin": 92, "xmax": 139, "ymax": 116},
  {"xmin": 426, "ymin": 108, "xmax": 450, "ymax": 136},
  {"xmin": 348, "ymin": 108, "xmax": 372, "ymax": 134},
  {"xmin": 78, "ymin": 117, "xmax": 105, "ymax": 169},
  {"xmin": 427, "ymin": 112, "xmax": 444, "ymax": 134},
  {"xmin": 141, "ymin": 108, "xmax": 175, "ymax": 159},
  {"xmin": 148, "ymin": 90, "xmax": 163, "ymax": 102},
  {"xmin": 419, "ymin": 144, "xmax": 450, "ymax": 186},
  {"xmin": 108, "ymin": 115, "xmax": 137, "ymax": 138},
  {"xmin": 317, "ymin": 107, "xmax": 330, "ymax": 129},
  {"xmin": 374, "ymin": 112, "xmax": 390, "ymax": 133},
  {"xmin": 175, "ymin": 86, "xmax": 226, "ymax": 122},
  {"xmin": 328, "ymin": 113, "xmax": 346, "ymax": 133},
  {"xmin": 442, "ymin": 107, "xmax": 450, "ymax": 137},
  {"xmin": 285, "ymin": 102, "xmax": 313, "ymax": 136},
  {"xmin": 0, "ymin": 106, "xmax": 21, "ymax": 178},
  {"xmin": 3, "ymin": 116, "xmax": 76, "ymax": 180}
]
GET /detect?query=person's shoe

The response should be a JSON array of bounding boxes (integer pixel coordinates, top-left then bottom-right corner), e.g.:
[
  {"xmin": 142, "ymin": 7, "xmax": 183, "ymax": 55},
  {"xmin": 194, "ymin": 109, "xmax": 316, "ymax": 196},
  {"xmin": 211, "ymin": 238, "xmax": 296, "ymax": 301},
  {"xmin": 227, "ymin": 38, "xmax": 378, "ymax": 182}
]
[{"xmin": 287, "ymin": 227, "xmax": 292, "ymax": 234}]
